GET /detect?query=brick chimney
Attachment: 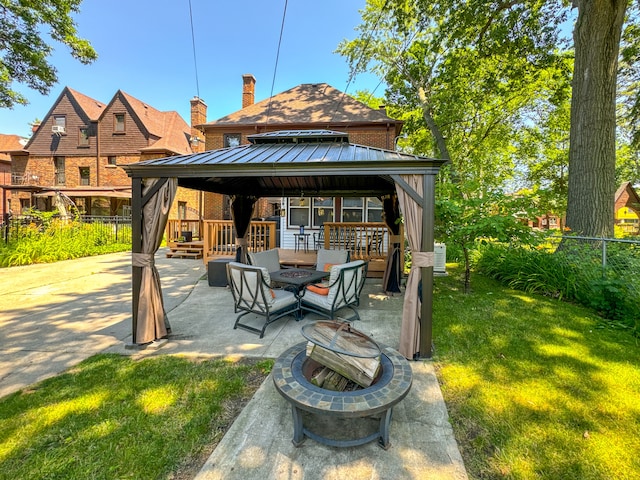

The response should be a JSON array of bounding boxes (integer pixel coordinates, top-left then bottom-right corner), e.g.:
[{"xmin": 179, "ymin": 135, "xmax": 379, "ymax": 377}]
[
  {"xmin": 190, "ymin": 96, "xmax": 207, "ymax": 153},
  {"xmin": 242, "ymin": 74, "xmax": 256, "ymax": 108}
]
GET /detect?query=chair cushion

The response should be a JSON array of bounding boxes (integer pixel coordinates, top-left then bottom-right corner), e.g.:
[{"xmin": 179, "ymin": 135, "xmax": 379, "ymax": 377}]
[
  {"xmin": 248, "ymin": 249, "xmax": 281, "ymax": 273},
  {"xmin": 316, "ymin": 248, "xmax": 349, "ymax": 272},
  {"xmin": 327, "ymin": 260, "xmax": 365, "ymax": 306},
  {"xmin": 228, "ymin": 262, "xmax": 274, "ymax": 306},
  {"xmin": 271, "ymin": 289, "xmax": 298, "ymax": 311}
]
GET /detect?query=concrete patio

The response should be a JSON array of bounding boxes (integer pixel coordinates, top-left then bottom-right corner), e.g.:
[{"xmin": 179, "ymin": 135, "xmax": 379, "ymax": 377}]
[{"xmin": 0, "ymin": 249, "xmax": 468, "ymax": 479}]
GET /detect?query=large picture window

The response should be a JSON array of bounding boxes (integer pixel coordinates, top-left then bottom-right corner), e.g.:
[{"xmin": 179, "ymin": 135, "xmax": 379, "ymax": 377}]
[
  {"xmin": 312, "ymin": 197, "xmax": 334, "ymax": 227},
  {"xmin": 366, "ymin": 197, "xmax": 383, "ymax": 222},
  {"xmin": 288, "ymin": 198, "xmax": 309, "ymax": 228},
  {"xmin": 342, "ymin": 198, "xmax": 363, "ymax": 222},
  {"xmin": 341, "ymin": 197, "xmax": 383, "ymax": 222}
]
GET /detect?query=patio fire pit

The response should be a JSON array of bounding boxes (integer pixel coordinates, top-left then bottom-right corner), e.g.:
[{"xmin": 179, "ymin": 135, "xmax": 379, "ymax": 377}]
[{"xmin": 272, "ymin": 322, "xmax": 412, "ymax": 449}]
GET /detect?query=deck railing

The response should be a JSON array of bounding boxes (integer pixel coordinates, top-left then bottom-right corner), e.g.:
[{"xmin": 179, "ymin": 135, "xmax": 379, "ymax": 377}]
[
  {"xmin": 201, "ymin": 220, "xmax": 277, "ymax": 262},
  {"xmin": 166, "ymin": 219, "xmax": 203, "ymax": 243},
  {"xmin": 321, "ymin": 222, "xmax": 403, "ymax": 261},
  {"xmin": 169, "ymin": 219, "xmax": 404, "ymax": 266}
]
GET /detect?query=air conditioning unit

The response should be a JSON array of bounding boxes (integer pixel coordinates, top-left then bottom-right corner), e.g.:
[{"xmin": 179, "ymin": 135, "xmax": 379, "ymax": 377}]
[
  {"xmin": 52, "ymin": 125, "xmax": 66, "ymax": 134},
  {"xmin": 434, "ymin": 243, "xmax": 447, "ymax": 275}
]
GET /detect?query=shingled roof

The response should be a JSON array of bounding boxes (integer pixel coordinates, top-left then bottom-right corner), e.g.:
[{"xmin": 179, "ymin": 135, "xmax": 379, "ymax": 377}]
[
  {"xmin": 66, "ymin": 87, "xmax": 106, "ymax": 120},
  {"xmin": 202, "ymin": 83, "xmax": 401, "ymax": 128},
  {"xmin": 117, "ymin": 91, "xmax": 192, "ymax": 155}
]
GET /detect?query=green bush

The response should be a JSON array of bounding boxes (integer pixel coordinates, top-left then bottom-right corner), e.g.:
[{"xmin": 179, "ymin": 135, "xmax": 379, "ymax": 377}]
[{"xmin": 0, "ymin": 218, "xmax": 131, "ymax": 267}]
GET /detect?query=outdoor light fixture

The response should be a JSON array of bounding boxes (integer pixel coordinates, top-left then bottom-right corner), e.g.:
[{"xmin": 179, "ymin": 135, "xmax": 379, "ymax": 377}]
[{"xmin": 189, "ymin": 135, "xmax": 202, "ymax": 145}]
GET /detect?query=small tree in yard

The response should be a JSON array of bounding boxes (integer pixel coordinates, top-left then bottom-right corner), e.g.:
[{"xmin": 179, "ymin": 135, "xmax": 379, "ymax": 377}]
[{"xmin": 436, "ymin": 181, "xmax": 539, "ymax": 293}]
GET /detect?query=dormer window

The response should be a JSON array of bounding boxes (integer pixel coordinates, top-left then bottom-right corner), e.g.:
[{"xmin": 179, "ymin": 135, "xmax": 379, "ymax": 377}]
[{"xmin": 114, "ymin": 113, "xmax": 125, "ymax": 133}]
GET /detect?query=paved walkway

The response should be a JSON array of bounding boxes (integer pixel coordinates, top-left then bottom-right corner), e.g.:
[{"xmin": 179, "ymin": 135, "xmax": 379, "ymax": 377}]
[{"xmin": 0, "ymin": 249, "xmax": 468, "ymax": 480}]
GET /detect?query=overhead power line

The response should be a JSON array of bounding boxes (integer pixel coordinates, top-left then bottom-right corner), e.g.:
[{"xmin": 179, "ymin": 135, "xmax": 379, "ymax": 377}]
[
  {"xmin": 266, "ymin": 0, "xmax": 289, "ymax": 125},
  {"xmin": 188, "ymin": 0, "xmax": 200, "ymax": 98}
]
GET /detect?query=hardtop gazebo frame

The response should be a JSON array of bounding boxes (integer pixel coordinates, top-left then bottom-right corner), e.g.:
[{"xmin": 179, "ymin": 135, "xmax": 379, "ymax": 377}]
[{"xmin": 122, "ymin": 130, "xmax": 447, "ymax": 359}]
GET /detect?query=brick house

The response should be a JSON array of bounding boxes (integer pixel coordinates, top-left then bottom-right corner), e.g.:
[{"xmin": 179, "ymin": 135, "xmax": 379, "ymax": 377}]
[
  {"xmin": 194, "ymin": 74, "xmax": 404, "ymax": 247},
  {"xmin": 0, "ymin": 134, "xmax": 28, "ymax": 218},
  {"xmin": 9, "ymin": 87, "xmax": 200, "ymax": 218},
  {"xmin": 615, "ymin": 181, "xmax": 640, "ymax": 234}
]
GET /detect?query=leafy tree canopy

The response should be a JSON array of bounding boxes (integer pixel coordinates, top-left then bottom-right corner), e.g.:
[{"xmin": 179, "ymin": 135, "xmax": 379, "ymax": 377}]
[{"xmin": 0, "ymin": 0, "xmax": 97, "ymax": 108}]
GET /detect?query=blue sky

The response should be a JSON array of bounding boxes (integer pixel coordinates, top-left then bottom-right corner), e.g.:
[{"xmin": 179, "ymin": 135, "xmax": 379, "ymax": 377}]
[{"xmin": 1, "ymin": 0, "xmax": 383, "ymax": 138}]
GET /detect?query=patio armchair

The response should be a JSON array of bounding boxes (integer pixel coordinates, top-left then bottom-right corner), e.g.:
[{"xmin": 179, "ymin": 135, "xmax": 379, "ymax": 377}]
[
  {"xmin": 300, "ymin": 260, "xmax": 368, "ymax": 322},
  {"xmin": 315, "ymin": 248, "xmax": 350, "ymax": 272},
  {"xmin": 247, "ymin": 248, "xmax": 281, "ymax": 273},
  {"xmin": 226, "ymin": 261, "xmax": 299, "ymax": 338}
]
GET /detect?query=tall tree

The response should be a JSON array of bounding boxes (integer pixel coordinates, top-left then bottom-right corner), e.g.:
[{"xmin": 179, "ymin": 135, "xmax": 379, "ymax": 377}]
[
  {"xmin": 340, "ymin": 0, "xmax": 638, "ymax": 238},
  {"xmin": 565, "ymin": 0, "xmax": 628, "ymax": 237},
  {"xmin": 0, "ymin": 0, "xmax": 97, "ymax": 109}
]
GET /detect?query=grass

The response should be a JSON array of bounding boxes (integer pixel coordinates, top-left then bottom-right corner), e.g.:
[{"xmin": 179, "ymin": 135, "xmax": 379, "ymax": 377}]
[
  {"xmin": 433, "ymin": 265, "xmax": 640, "ymax": 479},
  {"xmin": 0, "ymin": 354, "xmax": 272, "ymax": 480}
]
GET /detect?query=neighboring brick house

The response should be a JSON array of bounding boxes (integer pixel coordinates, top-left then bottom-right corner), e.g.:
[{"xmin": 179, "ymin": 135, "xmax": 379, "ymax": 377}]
[
  {"xmin": 9, "ymin": 87, "xmax": 200, "ymax": 218},
  {"xmin": 0, "ymin": 134, "xmax": 28, "ymax": 218},
  {"xmin": 195, "ymin": 74, "xmax": 404, "ymax": 247},
  {"xmin": 615, "ymin": 181, "xmax": 640, "ymax": 234}
]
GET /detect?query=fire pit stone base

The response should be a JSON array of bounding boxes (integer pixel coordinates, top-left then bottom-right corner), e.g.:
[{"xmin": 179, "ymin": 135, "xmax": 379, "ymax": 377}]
[{"xmin": 273, "ymin": 341, "xmax": 412, "ymax": 449}]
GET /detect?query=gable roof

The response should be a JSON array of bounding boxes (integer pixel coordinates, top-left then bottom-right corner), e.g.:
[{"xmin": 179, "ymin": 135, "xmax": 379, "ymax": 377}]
[
  {"xmin": 116, "ymin": 91, "xmax": 192, "ymax": 155},
  {"xmin": 66, "ymin": 87, "xmax": 106, "ymax": 120},
  {"xmin": 202, "ymin": 83, "xmax": 402, "ymax": 128},
  {"xmin": 26, "ymin": 87, "xmax": 105, "ymax": 147},
  {"xmin": 615, "ymin": 181, "xmax": 640, "ymax": 206}
]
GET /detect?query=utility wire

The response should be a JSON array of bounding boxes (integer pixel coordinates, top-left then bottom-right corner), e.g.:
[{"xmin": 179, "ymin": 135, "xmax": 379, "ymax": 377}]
[
  {"xmin": 331, "ymin": 0, "xmax": 390, "ymax": 123},
  {"xmin": 266, "ymin": 0, "xmax": 289, "ymax": 126},
  {"xmin": 188, "ymin": 0, "xmax": 200, "ymax": 98}
]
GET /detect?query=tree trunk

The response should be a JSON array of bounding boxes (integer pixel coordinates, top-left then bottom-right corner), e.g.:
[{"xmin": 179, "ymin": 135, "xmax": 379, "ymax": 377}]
[{"xmin": 565, "ymin": 0, "xmax": 627, "ymax": 237}]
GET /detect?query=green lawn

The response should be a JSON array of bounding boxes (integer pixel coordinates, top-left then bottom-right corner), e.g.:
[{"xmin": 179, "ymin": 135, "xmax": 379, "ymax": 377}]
[
  {"xmin": 0, "ymin": 355, "xmax": 272, "ymax": 480},
  {"xmin": 433, "ymin": 266, "xmax": 640, "ymax": 479}
]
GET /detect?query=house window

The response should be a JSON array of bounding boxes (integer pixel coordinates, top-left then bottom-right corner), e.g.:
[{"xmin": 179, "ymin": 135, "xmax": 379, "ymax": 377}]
[
  {"xmin": 342, "ymin": 198, "xmax": 363, "ymax": 222},
  {"xmin": 223, "ymin": 133, "xmax": 241, "ymax": 148},
  {"xmin": 288, "ymin": 198, "xmax": 310, "ymax": 228},
  {"xmin": 114, "ymin": 113, "xmax": 125, "ymax": 133},
  {"xmin": 178, "ymin": 201, "xmax": 187, "ymax": 220},
  {"xmin": 54, "ymin": 157, "xmax": 66, "ymax": 185},
  {"xmin": 312, "ymin": 197, "xmax": 334, "ymax": 227},
  {"xmin": 366, "ymin": 197, "xmax": 383, "ymax": 222},
  {"xmin": 79, "ymin": 127, "xmax": 90, "ymax": 146},
  {"xmin": 79, "ymin": 167, "xmax": 90, "ymax": 186},
  {"xmin": 107, "ymin": 156, "xmax": 117, "ymax": 166},
  {"xmin": 53, "ymin": 115, "xmax": 66, "ymax": 129}
]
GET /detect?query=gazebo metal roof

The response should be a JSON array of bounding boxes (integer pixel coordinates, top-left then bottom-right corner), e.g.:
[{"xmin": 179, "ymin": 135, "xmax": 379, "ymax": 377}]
[{"xmin": 122, "ymin": 130, "xmax": 446, "ymax": 198}]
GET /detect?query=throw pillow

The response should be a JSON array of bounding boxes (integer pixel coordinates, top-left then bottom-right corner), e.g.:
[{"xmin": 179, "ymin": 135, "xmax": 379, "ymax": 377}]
[{"xmin": 306, "ymin": 284, "xmax": 329, "ymax": 295}]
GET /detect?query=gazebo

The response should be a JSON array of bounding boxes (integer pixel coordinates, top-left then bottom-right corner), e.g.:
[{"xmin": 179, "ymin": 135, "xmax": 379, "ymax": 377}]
[{"xmin": 121, "ymin": 130, "xmax": 447, "ymax": 359}]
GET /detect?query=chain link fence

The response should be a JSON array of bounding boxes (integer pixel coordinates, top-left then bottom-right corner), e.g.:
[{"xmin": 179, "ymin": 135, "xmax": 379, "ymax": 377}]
[{"xmin": 550, "ymin": 236, "xmax": 640, "ymax": 325}]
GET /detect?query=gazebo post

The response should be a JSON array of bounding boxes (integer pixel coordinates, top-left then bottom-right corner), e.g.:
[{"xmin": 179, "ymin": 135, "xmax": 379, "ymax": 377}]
[
  {"xmin": 420, "ymin": 173, "xmax": 435, "ymax": 358},
  {"xmin": 129, "ymin": 177, "xmax": 143, "ymax": 345}
]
